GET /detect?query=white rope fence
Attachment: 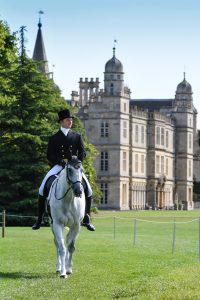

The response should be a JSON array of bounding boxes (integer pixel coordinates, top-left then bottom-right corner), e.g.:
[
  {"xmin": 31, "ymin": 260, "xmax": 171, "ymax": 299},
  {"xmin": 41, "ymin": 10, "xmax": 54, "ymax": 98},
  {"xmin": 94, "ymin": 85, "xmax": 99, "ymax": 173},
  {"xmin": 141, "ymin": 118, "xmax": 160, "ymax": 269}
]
[
  {"xmin": 110, "ymin": 216, "xmax": 200, "ymax": 261},
  {"xmin": 2, "ymin": 212, "xmax": 200, "ymax": 260}
]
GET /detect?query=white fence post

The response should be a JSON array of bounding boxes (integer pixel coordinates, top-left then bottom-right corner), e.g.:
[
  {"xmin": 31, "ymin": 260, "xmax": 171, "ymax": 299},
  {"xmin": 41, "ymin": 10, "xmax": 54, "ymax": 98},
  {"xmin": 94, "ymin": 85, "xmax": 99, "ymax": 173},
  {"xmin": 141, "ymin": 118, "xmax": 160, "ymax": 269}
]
[
  {"xmin": 198, "ymin": 217, "xmax": 200, "ymax": 262},
  {"xmin": 113, "ymin": 217, "xmax": 116, "ymax": 240},
  {"xmin": 2, "ymin": 210, "xmax": 5, "ymax": 238},
  {"xmin": 133, "ymin": 218, "xmax": 137, "ymax": 246},
  {"xmin": 172, "ymin": 219, "xmax": 176, "ymax": 255}
]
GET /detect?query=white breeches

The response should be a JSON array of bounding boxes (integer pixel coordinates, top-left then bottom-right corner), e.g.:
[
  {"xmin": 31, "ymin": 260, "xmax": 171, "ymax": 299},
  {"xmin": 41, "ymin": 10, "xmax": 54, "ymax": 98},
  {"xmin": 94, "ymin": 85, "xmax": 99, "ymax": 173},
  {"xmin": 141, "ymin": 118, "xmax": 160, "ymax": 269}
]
[{"xmin": 39, "ymin": 164, "xmax": 92, "ymax": 197}]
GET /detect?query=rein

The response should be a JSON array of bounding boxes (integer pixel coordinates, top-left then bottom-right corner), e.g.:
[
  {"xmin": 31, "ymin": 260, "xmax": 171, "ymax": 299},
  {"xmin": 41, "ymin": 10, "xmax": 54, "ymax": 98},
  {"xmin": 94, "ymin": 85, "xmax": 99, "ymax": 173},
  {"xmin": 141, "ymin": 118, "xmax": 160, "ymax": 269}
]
[
  {"xmin": 55, "ymin": 179, "xmax": 71, "ymax": 200},
  {"xmin": 54, "ymin": 162, "xmax": 82, "ymax": 201}
]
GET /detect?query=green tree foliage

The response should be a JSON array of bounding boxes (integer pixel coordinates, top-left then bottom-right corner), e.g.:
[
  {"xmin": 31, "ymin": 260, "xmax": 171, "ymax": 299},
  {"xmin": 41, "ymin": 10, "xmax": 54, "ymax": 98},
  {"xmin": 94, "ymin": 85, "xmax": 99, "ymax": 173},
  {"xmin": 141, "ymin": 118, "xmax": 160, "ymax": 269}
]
[
  {"xmin": 0, "ymin": 20, "xmax": 17, "ymax": 68},
  {"xmin": 0, "ymin": 22, "xmax": 100, "ymax": 216},
  {"xmin": 0, "ymin": 62, "xmax": 66, "ymax": 213}
]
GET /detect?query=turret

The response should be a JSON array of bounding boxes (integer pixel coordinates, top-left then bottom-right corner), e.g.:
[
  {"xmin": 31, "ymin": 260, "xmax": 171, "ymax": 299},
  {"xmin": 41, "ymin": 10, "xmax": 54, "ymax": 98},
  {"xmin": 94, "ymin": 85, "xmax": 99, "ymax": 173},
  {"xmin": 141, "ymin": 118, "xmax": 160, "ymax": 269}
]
[{"xmin": 104, "ymin": 47, "xmax": 124, "ymax": 96}]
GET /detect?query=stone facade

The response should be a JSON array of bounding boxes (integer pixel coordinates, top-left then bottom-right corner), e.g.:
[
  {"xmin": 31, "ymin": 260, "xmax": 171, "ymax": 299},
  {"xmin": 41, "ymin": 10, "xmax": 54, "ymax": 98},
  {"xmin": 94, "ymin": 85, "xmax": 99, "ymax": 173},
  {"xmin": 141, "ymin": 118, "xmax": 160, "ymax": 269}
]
[{"xmin": 71, "ymin": 48, "xmax": 199, "ymax": 210}]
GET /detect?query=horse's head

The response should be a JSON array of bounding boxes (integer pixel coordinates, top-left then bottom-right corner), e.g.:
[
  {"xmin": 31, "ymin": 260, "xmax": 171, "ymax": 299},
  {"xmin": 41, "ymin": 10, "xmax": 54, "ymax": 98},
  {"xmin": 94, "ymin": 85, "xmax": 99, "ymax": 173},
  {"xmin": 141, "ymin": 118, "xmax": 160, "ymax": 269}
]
[{"xmin": 66, "ymin": 156, "xmax": 83, "ymax": 197}]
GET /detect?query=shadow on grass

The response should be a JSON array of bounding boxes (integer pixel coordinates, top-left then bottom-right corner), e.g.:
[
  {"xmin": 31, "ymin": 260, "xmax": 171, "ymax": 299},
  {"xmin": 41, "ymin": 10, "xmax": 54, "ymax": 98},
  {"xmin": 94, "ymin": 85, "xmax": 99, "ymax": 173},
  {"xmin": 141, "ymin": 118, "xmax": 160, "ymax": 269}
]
[{"xmin": 0, "ymin": 271, "xmax": 48, "ymax": 280}]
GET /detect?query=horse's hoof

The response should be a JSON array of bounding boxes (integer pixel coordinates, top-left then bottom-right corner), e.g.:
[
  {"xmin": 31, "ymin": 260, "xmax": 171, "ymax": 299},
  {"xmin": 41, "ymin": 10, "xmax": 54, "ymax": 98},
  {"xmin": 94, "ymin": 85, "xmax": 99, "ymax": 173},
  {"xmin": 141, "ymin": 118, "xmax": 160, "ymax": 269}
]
[
  {"xmin": 60, "ymin": 274, "xmax": 67, "ymax": 279},
  {"xmin": 66, "ymin": 271, "xmax": 72, "ymax": 275},
  {"xmin": 66, "ymin": 268, "xmax": 72, "ymax": 275}
]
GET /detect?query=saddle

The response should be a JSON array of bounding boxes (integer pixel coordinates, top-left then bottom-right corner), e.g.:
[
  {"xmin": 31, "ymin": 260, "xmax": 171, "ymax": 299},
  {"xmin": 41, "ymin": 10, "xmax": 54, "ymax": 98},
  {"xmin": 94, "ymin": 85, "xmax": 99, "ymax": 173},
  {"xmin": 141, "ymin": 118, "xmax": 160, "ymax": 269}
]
[
  {"xmin": 43, "ymin": 175, "xmax": 58, "ymax": 198},
  {"xmin": 43, "ymin": 175, "xmax": 58, "ymax": 223}
]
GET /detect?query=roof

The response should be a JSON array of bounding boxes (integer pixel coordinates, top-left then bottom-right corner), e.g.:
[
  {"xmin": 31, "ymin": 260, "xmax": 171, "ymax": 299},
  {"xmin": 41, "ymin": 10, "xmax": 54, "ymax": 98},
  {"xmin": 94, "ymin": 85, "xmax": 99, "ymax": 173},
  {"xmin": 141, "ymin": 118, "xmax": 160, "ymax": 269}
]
[{"xmin": 130, "ymin": 99, "xmax": 173, "ymax": 111}]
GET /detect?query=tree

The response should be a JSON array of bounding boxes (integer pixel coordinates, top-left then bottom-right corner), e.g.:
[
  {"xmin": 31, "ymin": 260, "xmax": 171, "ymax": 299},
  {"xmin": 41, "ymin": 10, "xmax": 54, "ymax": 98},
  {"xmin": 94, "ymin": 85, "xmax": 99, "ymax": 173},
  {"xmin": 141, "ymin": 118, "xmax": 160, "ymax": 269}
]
[
  {"xmin": 0, "ymin": 22, "xmax": 100, "ymax": 218},
  {"xmin": 0, "ymin": 24, "xmax": 67, "ymax": 214}
]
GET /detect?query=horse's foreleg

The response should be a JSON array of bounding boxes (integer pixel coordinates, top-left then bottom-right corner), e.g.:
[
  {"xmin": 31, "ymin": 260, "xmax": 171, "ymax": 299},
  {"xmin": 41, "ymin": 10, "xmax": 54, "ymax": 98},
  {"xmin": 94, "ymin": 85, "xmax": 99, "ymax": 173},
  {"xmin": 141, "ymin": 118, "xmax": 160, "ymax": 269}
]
[
  {"xmin": 51, "ymin": 224, "xmax": 61, "ymax": 273},
  {"xmin": 52, "ymin": 222, "xmax": 67, "ymax": 278},
  {"xmin": 54, "ymin": 238, "xmax": 62, "ymax": 273},
  {"xmin": 65, "ymin": 223, "xmax": 80, "ymax": 274}
]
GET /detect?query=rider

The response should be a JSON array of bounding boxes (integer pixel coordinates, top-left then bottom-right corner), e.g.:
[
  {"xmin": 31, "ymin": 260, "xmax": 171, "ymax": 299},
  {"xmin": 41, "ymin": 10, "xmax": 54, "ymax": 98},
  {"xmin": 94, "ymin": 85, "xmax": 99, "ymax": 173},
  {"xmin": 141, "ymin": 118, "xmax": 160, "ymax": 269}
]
[{"xmin": 32, "ymin": 108, "xmax": 95, "ymax": 231}]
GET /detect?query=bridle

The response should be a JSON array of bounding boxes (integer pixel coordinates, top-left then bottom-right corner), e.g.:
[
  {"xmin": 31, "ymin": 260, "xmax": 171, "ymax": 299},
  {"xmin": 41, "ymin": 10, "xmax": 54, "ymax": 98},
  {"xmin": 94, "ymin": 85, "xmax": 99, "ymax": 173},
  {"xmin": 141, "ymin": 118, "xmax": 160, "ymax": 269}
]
[
  {"xmin": 55, "ymin": 159, "xmax": 83, "ymax": 200},
  {"xmin": 66, "ymin": 160, "xmax": 83, "ymax": 187}
]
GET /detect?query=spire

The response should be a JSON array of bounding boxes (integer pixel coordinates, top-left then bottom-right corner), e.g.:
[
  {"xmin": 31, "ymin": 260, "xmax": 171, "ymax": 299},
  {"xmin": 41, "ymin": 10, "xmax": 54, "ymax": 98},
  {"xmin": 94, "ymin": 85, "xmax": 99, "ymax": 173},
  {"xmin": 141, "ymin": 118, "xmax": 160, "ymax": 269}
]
[
  {"xmin": 113, "ymin": 39, "xmax": 117, "ymax": 57},
  {"xmin": 32, "ymin": 11, "xmax": 49, "ymax": 74},
  {"xmin": 113, "ymin": 47, "xmax": 116, "ymax": 57}
]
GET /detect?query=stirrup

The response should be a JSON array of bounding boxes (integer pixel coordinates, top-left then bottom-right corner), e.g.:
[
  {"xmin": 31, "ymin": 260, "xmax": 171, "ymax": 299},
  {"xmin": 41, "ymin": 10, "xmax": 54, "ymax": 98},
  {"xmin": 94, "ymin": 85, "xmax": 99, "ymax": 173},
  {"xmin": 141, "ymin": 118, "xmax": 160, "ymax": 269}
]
[
  {"xmin": 81, "ymin": 214, "xmax": 95, "ymax": 231},
  {"xmin": 32, "ymin": 221, "xmax": 42, "ymax": 230},
  {"xmin": 86, "ymin": 223, "xmax": 95, "ymax": 231}
]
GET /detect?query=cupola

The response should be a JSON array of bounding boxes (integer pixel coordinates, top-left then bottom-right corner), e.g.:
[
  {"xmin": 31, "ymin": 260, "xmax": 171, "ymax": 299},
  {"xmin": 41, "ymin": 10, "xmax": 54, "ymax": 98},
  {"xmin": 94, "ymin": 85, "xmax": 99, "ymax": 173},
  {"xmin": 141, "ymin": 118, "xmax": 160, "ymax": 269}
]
[
  {"xmin": 105, "ymin": 47, "xmax": 123, "ymax": 73},
  {"xmin": 175, "ymin": 73, "xmax": 193, "ymax": 103},
  {"xmin": 176, "ymin": 73, "xmax": 192, "ymax": 95}
]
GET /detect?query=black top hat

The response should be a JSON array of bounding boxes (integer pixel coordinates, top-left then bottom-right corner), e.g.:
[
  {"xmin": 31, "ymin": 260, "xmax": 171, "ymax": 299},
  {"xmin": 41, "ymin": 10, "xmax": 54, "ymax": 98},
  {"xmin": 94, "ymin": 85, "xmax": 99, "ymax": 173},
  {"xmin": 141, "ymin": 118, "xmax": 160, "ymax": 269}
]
[{"xmin": 58, "ymin": 109, "xmax": 74, "ymax": 122}]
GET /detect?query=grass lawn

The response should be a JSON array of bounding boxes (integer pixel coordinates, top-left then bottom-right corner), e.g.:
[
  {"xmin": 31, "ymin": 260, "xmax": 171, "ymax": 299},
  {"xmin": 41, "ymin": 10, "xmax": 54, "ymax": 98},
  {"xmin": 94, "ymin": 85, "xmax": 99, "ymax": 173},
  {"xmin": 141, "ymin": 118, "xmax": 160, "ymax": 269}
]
[{"xmin": 1, "ymin": 210, "xmax": 200, "ymax": 299}]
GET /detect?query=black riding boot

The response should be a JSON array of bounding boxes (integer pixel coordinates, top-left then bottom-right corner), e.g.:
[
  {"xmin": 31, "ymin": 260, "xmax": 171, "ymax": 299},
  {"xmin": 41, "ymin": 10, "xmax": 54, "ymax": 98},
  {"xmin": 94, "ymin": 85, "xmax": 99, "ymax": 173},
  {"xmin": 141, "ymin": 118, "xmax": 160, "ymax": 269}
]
[
  {"xmin": 32, "ymin": 194, "xmax": 46, "ymax": 230},
  {"xmin": 81, "ymin": 196, "xmax": 95, "ymax": 231}
]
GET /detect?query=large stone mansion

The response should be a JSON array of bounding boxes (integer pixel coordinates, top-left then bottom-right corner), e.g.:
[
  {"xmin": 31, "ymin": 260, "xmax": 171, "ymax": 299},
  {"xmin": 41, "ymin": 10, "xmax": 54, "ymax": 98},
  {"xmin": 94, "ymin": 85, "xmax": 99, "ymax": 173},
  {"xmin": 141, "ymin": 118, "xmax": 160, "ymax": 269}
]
[{"xmin": 33, "ymin": 20, "xmax": 200, "ymax": 210}]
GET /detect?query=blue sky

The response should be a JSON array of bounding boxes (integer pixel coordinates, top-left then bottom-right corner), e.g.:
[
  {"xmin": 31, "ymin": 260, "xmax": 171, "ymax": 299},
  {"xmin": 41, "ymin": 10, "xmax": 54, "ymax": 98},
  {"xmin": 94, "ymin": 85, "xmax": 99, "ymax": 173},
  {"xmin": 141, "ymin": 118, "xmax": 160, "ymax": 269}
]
[{"xmin": 1, "ymin": 0, "xmax": 200, "ymax": 123}]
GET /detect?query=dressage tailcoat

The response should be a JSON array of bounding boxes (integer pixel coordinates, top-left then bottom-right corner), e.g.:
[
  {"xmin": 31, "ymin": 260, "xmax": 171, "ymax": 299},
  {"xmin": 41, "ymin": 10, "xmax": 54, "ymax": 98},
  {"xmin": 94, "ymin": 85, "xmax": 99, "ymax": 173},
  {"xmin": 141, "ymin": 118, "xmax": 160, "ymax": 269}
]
[{"xmin": 47, "ymin": 129, "xmax": 86, "ymax": 167}]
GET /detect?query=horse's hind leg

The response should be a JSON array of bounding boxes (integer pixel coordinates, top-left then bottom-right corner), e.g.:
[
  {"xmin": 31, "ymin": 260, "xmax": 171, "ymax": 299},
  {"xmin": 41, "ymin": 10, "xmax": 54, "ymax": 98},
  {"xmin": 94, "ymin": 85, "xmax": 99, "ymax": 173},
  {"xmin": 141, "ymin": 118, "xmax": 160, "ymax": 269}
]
[
  {"xmin": 52, "ymin": 222, "xmax": 67, "ymax": 278},
  {"xmin": 65, "ymin": 224, "xmax": 80, "ymax": 274}
]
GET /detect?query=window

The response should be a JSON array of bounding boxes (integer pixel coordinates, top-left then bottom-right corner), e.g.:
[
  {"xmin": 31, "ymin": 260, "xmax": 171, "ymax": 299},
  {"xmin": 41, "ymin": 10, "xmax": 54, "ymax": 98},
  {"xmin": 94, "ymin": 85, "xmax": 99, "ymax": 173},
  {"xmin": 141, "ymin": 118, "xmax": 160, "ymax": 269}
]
[
  {"xmin": 166, "ymin": 158, "xmax": 169, "ymax": 176},
  {"xmin": 124, "ymin": 103, "xmax": 127, "ymax": 112},
  {"xmin": 101, "ymin": 122, "xmax": 109, "ymax": 137},
  {"xmin": 135, "ymin": 125, "xmax": 139, "ymax": 143},
  {"xmin": 100, "ymin": 183, "xmax": 108, "ymax": 204},
  {"xmin": 141, "ymin": 126, "xmax": 145, "ymax": 144},
  {"xmin": 122, "ymin": 184, "xmax": 127, "ymax": 206},
  {"xmin": 188, "ymin": 187, "xmax": 192, "ymax": 203},
  {"xmin": 189, "ymin": 160, "xmax": 192, "ymax": 177},
  {"xmin": 166, "ymin": 131, "xmax": 169, "ymax": 148},
  {"xmin": 101, "ymin": 152, "xmax": 108, "ymax": 171},
  {"xmin": 156, "ymin": 127, "xmax": 160, "ymax": 145},
  {"xmin": 161, "ymin": 128, "xmax": 164, "ymax": 146},
  {"xmin": 141, "ymin": 154, "xmax": 145, "ymax": 174},
  {"xmin": 161, "ymin": 156, "xmax": 164, "ymax": 174},
  {"xmin": 135, "ymin": 153, "xmax": 138, "ymax": 173},
  {"xmin": 123, "ymin": 121, "xmax": 127, "ymax": 138},
  {"xmin": 110, "ymin": 83, "xmax": 114, "ymax": 95},
  {"xmin": 189, "ymin": 133, "xmax": 192, "ymax": 149},
  {"xmin": 117, "ymin": 74, "xmax": 121, "ymax": 80},
  {"xmin": 156, "ymin": 155, "xmax": 160, "ymax": 174},
  {"xmin": 123, "ymin": 152, "xmax": 127, "ymax": 171}
]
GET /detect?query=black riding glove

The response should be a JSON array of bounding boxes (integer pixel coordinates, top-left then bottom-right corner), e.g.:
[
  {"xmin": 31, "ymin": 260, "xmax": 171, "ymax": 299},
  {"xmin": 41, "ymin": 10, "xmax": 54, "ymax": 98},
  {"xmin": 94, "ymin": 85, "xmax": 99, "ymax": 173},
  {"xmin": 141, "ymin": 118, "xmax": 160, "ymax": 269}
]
[{"xmin": 60, "ymin": 159, "xmax": 66, "ymax": 168}]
